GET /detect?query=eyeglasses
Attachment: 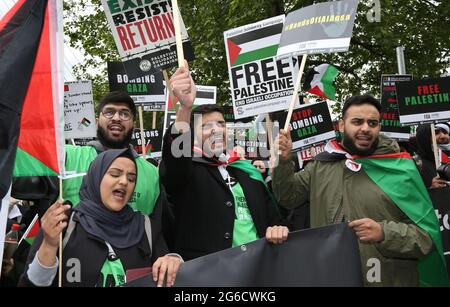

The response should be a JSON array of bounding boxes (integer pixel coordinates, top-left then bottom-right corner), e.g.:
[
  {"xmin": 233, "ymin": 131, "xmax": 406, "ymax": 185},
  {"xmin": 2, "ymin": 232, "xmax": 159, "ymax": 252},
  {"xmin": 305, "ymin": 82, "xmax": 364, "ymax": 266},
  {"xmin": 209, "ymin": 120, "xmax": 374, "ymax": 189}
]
[{"xmin": 101, "ymin": 108, "xmax": 132, "ymax": 121}]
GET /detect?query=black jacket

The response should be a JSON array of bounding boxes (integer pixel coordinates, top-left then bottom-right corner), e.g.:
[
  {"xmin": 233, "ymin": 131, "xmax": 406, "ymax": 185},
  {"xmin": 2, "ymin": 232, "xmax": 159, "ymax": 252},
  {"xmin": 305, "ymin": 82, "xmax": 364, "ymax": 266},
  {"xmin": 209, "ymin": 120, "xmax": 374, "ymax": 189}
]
[
  {"xmin": 159, "ymin": 127, "xmax": 281, "ymax": 261},
  {"xmin": 18, "ymin": 198, "xmax": 169, "ymax": 287}
]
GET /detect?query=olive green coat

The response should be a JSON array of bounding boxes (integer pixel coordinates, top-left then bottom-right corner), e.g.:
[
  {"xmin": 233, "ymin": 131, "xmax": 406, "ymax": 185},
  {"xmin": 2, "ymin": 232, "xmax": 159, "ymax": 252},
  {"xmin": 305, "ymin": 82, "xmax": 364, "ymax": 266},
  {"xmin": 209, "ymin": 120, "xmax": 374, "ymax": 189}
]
[{"xmin": 272, "ymin": 135, "xmax": 433, "ymax": 286}]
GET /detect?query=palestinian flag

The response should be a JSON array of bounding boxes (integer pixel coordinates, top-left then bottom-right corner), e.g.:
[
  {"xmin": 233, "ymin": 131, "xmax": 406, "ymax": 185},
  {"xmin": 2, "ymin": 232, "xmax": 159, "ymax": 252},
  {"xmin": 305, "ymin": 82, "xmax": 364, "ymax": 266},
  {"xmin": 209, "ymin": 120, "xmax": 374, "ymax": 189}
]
[
  {"xmin": 80, "ymin": 117, "xmax": 91, "ymax": 128},
  {"xmin": 0, "ymin": 0, "xmax": 65, "ymax": 191},
  {"xmin": 323, "ymin": 140, "xmax": 450, "ymax": 286},
  {"xmin": 19, "ymin": 214, "xmax": 40, "ymax": 246},
  {"xmin": 303, "ymin": 64, "xmax": 339, "ymax": 101},
  {"xmin": 195, "ymin": 86, "xmax": 216, "ymax": 106},
  {"xmin": 225, "ymin": 15, "xmax": 284, "ymax": 67}
]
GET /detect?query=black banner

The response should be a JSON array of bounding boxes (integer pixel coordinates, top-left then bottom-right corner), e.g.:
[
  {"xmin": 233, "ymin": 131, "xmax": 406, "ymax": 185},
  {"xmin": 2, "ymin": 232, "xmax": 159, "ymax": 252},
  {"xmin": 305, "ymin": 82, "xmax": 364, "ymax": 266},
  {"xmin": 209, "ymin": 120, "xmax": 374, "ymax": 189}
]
[
  {"xmin": 272, "ymin": 101, "xmax": 335, "ymax": 151},
  {"xmin": 131, "ymin": 128, "xmax": 163, "ymax": 158},
  {"xmin": 396, "ymin": 76, "xmax": 450, "ymax": 125},
  {"xmin": 124, "ymin": 223, "xmax": 363, "ymax": 287},
  {"xmin": 380, "ymin": 74, "xmax": 412, "ymax": 140},
  {"xmin": 107, "ymin": 62, "xmax": 165, "ymax": 110},
  {"xmin": 428, "ymin": 187, "xmax": 450, "ymax": 277}
]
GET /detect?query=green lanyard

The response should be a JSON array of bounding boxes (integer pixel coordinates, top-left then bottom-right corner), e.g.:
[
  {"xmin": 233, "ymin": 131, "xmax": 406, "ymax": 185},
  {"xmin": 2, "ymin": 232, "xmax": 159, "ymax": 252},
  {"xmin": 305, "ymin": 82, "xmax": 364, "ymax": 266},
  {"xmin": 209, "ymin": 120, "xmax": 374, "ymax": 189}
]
[{"xmin": 97, "ymin": 241, "xmax": 126, "ymax": 287}]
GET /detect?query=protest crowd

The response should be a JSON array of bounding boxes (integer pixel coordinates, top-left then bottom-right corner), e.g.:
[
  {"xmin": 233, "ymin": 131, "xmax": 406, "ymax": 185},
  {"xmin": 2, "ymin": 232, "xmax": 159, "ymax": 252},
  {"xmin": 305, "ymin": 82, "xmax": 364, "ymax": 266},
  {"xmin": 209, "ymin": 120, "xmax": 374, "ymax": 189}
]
[{"xmin": 1, "ymin": 0, "xmax": 449, "ymax": 288}]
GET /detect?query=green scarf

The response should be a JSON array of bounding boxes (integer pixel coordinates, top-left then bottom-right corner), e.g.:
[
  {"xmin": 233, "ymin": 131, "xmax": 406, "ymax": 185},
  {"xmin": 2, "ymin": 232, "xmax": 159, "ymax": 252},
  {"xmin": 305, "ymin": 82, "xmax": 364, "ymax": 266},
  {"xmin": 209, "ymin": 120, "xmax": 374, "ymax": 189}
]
[
  {"xmin": 229, "ymin": 159, "xmax": 279, "ymax": 210},
  {"xmin": 229, "ymin": 159, "xmax": 266, "ymax": 184}
]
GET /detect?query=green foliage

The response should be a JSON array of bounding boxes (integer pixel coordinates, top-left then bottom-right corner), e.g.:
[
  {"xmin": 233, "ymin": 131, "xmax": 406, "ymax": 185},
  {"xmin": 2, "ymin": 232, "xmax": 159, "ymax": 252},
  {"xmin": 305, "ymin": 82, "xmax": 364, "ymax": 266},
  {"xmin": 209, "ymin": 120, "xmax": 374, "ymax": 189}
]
[{"xmin": 64, "ymin": 0, "xmax": 450, "ymax": 120}]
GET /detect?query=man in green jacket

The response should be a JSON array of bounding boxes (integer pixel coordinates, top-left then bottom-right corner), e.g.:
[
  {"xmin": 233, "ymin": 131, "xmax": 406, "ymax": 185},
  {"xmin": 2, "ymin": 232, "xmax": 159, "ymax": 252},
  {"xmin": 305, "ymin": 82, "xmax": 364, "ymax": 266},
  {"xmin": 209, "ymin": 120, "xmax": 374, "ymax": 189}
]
[
  {"xmin": 63, "ymin": 91, "xmax": 159, "ymax": 215},
  {"xmin": 273, "ymin": 94, "xmax": 449, "ymax": 286}
]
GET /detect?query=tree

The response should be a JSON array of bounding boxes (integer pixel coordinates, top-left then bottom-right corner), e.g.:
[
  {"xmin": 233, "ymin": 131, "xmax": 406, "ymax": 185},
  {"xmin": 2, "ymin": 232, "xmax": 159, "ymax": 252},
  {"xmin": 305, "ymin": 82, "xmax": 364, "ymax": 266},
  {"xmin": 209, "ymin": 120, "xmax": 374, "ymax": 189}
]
[{"xmin": 64, "ymin": 0, "xmax": 450, "ymax": 118}]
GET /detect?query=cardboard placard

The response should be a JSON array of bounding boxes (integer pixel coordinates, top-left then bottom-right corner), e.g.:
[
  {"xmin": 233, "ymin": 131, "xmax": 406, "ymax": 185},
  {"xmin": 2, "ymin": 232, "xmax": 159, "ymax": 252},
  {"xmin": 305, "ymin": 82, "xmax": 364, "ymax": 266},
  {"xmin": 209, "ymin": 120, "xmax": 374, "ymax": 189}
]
[
  {"xmin": 108, "ymin": 61, "xmax": 165, "ymax": 110},
  {"xmin": 380, "ymin": 74, "xmax": 412, "ymax": 140},
  {"xmin": 396, "ymin": 77, "xmax": 450, "ymax": 126},
  {"xmin": 277, "ymin": 0, "xmax": 358, "ymax": 56},
  {"xmin": 64, "ymin": 81, "xmax": 96, "ymax": 139},
  {"xmin": 224, "ymin": 15, "xmax": 299, "ymax": 119},
  {"xmin": 101, "ymin": 0, "xmax": 194, "ymax": 78},
  {"xmin": 273, "ymin": 101, "xmax": 335, "ymax": 151}
]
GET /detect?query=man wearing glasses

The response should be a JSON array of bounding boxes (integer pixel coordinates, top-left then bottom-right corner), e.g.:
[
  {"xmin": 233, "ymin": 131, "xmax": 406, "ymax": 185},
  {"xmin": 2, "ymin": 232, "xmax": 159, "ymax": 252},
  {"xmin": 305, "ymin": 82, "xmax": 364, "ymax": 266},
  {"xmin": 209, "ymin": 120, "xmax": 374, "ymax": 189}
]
[{"xmin": 63, "ymin": 91, "xmax": 160, "ymax": 216}]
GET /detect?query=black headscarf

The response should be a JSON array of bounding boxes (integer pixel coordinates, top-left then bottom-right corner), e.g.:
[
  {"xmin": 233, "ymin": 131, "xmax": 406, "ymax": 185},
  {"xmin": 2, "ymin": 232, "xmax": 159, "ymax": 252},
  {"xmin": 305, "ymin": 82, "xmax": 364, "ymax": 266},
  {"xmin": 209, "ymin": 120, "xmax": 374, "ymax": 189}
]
[
  {"xmin": 415, "ymin": 124, "xmax": 439, "ymax": 187},
  {"xmin": 74, "ymin": 148, "xmax": 144, "ymax": 248},
  {"xmin": 416, "ymin": 124, "xmax": 435, "ymax": 163}
]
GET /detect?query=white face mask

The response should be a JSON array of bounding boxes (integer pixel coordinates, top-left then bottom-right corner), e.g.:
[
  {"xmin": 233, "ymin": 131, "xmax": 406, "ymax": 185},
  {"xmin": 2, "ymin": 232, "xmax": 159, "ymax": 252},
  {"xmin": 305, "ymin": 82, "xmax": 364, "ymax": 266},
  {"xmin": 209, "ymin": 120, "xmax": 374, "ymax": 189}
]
[{"xmin": 438, "ymin": 143, "xmax": 450, "ymax": 151}]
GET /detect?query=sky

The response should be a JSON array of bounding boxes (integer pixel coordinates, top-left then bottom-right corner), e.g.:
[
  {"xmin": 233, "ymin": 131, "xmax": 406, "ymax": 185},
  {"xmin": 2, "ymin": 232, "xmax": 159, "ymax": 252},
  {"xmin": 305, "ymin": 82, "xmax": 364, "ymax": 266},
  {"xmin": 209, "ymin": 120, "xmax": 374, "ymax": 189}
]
[{"xmin": 0, "ymin": 0, "xmax": 82, "ymax": 81}]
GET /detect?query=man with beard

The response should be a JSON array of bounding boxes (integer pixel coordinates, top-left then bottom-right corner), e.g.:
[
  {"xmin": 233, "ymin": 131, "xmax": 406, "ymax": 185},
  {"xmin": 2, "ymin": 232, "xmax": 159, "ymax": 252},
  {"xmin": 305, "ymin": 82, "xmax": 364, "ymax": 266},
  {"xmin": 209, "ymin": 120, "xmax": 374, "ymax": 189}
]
[
  {"xmin": 272, "ymin": 94, "xmax": 449, "ymax": 286},
  {"xmin": 159, "ymin": 62, "xmax": 288, "ymax": 261},
  {"xmin": 63, "ymin": 91, "xmax": 160, "ymax": 215}
]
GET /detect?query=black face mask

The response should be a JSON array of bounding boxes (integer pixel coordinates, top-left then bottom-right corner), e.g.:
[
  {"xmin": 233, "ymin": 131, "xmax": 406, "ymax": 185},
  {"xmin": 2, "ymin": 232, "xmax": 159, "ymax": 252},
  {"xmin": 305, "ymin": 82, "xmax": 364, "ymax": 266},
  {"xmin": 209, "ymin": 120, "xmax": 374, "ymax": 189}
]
[
  {"xmin": 97, "ymin": 125, "xmax": 133, "ymax": 149},
  {"xmin": 342, "ymin": 132, "xmax": 379, "ymax": 156}
]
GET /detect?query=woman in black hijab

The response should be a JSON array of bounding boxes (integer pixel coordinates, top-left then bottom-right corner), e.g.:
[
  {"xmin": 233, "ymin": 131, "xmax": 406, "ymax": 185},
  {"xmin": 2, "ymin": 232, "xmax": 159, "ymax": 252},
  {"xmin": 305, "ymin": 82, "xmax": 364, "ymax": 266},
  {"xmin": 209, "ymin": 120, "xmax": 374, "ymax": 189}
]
[
  {"xmin": 414, "ymin": 124, "xmax": 448, "ymax": 188},
  {"xmin": 20, "ymin": 148, "xmax": 181, "ymax": 287}
]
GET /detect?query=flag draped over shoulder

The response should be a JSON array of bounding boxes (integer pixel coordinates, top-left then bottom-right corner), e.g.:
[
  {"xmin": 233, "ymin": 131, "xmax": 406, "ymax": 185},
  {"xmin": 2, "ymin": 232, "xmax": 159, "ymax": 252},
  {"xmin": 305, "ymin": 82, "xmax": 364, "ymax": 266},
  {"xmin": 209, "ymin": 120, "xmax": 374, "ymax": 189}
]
[
  {"xmin": 0, "ymin": 0, "xmax": 65, "ymax": 200},
  {"xmin": 354, "ymin": 152, "xmax": 450, "ymax": 287},
  {"xmin": 322, "ymin": 140, "xmax": 449, "ymax": 286},
  {"xmin": 303, "ymin": 63, "xmax": 339, "ymax": 100},
  {"xmin": 229, "ymin": 159, "xmax": 265, "ymax": 184}
]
